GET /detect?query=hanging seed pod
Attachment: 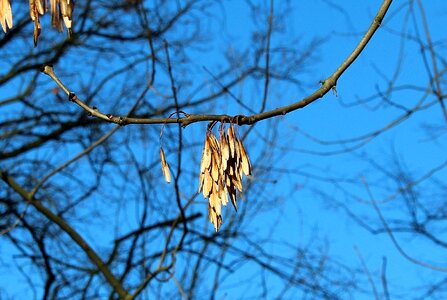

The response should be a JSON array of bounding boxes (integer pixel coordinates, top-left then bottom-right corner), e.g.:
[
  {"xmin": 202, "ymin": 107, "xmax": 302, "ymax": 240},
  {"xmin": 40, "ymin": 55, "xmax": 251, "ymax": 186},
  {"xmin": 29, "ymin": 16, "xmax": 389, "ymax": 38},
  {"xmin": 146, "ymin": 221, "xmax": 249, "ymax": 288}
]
[
  {"xmin": 59, "ymin": 0, "xmax": 73, "ymax": 35},
  {"xmin": 198, "ymin": 122, "xmax": 253, "ymax": 232},
  {"xmin": 1, "ymin": 0, "xmax": 75, "ymax": 44},
  {"xmin": 200, "ymin": 135, "xmax": 212, "ymax": 173},
  {"xmin": 238, "ymin": 138, "xmax": 252, "ymax": 176},
  {"xmin": 228, "ymin": 124, "xmax": 237, "ymax": 159},
  {"xmin": 0, "ymin": 0, "xmax": 13, "ymax": 33},
  {"xmin": 208, "ymin": 189, "xmax": 222, "ymax": 232},
  {"xmin": 219, "ymin": 181, "xmax": 228, "ymax": 206},
  {"xmin": 220, "ymin": 129, "xmax": 230, "ymax": 172},
  {"xmin": 198, "ymin": 132, "xmax": 224, "ymax": 231},
  {"xmin": 209, "ymin": 137, "xmax": 221, "ymax": 183},
  {"xmin": 203, "ymin": 169, "xmax": 213, "ymax": 198},
  {"xmin": 159, "ymin": 147, "xmax": 171, "ymax": 184},
  {"xmin": 227, "ymin": 183, "xmax": 238, "ymax": 211},
  {"xmin": 198, "ymin": 135, "xmax": 212, "ymax": 192},
  {"xmin": 30, "ymin": 0, "xmax": 44, "ymax": 46}
]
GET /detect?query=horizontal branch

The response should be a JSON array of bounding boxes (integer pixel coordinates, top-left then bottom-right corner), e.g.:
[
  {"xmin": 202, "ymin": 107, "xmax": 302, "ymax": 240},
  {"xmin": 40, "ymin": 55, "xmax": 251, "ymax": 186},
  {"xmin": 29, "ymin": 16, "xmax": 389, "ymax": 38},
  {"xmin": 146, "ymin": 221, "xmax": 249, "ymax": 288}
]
[{"xmin": 42, "ymin": 0, "xmax": 392, "ymax": 127}]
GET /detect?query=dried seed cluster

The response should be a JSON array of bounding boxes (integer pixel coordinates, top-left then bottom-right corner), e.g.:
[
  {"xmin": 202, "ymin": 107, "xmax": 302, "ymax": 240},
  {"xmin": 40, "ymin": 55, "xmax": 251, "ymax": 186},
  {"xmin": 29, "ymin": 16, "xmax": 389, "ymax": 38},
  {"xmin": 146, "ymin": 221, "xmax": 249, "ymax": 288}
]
[
  {"xmin": 1, "ymin": 0, "xmax": 73, "ymax": 46},
  {"xmin": 198, "ymin": 124, "xmax": 251, "ymax": 232},
  {"xmin": 30, "ymin": 0, "xmax": 74, "ymax": 45}
]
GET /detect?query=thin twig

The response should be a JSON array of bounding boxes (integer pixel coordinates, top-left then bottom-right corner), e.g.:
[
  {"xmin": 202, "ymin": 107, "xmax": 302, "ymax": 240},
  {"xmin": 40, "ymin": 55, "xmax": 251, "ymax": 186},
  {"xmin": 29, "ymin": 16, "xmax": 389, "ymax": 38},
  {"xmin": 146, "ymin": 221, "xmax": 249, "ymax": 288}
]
[
  {"xmin": 381, "ymin": 257, "xmax": 390, "ymax": 300},
  {"xmin": 0, "ymin": 202, "xmax": 31, "ymax": 235},
  {"xmin": 354, "ymin": 246, "xmax": 380, "ymax": 300},
  {"xmin": 30, "ymin": 82, "xmax": 151, "ymax": 198},
  {"xmin": 416, "ymin": 0, "xmax": 447, "ymax": 122},
  {"xmin": 362, "ymin": 177, "xmax": 447, "ymax": 272},
  {"xmin": 0, "ymin": 170, "xmax": 131, "ymax": 299},
  {"xmin": 259, "ymin": 0, "xmax": 274, "ymax": 113}
]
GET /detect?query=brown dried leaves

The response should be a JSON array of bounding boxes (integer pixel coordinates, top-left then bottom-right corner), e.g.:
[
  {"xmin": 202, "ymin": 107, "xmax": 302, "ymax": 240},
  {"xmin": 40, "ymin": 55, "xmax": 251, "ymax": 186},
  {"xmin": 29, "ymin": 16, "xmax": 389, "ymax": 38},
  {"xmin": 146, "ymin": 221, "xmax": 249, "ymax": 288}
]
[
  {"xmin": 198, "ymin": 123, "xmax": 252, "ymax": 232},
  {"xmin": 1, "ymin": 0, "xmax": 73, "ymax": 46}
]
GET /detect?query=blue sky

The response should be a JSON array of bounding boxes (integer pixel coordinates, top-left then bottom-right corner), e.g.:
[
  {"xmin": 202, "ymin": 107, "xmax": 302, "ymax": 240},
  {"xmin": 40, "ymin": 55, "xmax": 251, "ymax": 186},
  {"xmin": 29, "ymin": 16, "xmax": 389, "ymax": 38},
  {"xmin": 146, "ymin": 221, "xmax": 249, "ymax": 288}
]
[{"xmin": 213, "ymin": 1, "xmax": 447, "ymax": 299}]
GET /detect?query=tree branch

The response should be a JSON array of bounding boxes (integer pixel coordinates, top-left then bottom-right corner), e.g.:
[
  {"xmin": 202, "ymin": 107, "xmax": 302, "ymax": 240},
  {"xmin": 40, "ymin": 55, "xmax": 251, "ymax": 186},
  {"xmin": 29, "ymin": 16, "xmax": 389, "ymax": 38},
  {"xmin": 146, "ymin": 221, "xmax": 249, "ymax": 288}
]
[
  {"xmin": 0, "ymin": 170, "xmax": 131, "ymax": 299},
  {"xmin": 41, "ymin": 0, "xmax": 393, "ymax": 127}
]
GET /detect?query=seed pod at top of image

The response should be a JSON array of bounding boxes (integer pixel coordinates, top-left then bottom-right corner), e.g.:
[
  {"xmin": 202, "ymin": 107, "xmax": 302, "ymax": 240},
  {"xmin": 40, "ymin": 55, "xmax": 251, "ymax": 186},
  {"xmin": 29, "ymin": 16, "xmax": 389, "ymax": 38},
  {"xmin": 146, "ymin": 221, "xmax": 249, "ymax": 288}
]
[{"xmin": 0, "ymin": 0, "xmax": 13, "ymax": 33}]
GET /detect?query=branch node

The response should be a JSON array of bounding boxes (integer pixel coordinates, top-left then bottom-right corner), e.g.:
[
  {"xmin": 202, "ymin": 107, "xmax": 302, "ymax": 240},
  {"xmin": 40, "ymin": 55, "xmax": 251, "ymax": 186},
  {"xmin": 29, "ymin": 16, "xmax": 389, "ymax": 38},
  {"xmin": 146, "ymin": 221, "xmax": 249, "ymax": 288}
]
[
  {"xmin": 68, "ymin": 92, "xmax": 76, "ymax": 102},
  {"xmin": 233, "ymin": 115, "xmax": 245, "ymax": 125},
  {"xmin": 41, "ymin": 65, "xmax": 54, "ymax": 76},
  {"xmin": 332, "ymin": 85, "xmax": 338, "ymax": 97},
  {"xmin": 118, "ymin": 117, "xmax": 127, "ymax": 126}
]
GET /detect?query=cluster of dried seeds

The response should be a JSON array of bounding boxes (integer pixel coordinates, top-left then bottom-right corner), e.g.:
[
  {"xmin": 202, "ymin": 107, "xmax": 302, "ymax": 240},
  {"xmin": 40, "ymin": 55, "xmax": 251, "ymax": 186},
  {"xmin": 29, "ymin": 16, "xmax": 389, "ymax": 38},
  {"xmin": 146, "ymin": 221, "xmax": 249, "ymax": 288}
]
[
  {"xmin": 30, "ymin": 0, "xmax": 74, "ymax": 45},
  {"xmin": 159, "ymin": 123, "xmax": 252, "ymax": 232},
  {"xmin": 198, "ymin": 123, "xmax": 251, "ymax": 232},
  {"xmin": 0, "ymin": 0, "xmax": 73, "ymax": 46}
]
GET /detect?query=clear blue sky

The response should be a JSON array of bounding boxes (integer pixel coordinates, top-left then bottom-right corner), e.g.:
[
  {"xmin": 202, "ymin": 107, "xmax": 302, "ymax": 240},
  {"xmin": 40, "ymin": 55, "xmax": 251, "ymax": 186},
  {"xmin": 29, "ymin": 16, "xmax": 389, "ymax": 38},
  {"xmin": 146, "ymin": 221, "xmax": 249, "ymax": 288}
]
[{"xmin": 215, "ymin": 1, "xmax": 447, "ymax": 299}]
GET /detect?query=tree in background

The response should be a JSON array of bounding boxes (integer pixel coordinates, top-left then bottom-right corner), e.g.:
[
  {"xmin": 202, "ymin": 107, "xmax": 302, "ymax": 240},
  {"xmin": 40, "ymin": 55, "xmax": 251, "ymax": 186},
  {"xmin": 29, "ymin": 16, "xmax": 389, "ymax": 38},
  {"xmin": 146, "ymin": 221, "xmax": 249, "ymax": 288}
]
[{"xmin": 1, "ymin": 1, "xmax": 446, "ymax": 299}]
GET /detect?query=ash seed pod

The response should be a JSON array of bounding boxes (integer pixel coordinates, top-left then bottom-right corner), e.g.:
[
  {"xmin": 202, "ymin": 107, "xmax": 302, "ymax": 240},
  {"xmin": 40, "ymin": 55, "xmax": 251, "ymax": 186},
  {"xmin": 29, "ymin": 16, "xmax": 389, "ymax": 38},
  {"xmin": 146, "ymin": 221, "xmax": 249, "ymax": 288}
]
[
  {"xmin": 203, "ymin": 170, "xmax": 213, "ymax": 198},
  {"xmin": 238, "ymin": 139, "xmax": 252, "ymax": 176},
  {"xmin": 198, "ymin": 171, "xmax": 205, "ymax": 192},
  {"xmin": 200, "ymin": 136, "xmax": 212, "ymax": 173},
  {"xmin": 0, "ymin": 0, "xmax": 12, "ymax": 33},
  {"xmin": 220, "ymin": 129, "xmax": 230, "ymax": 163},
  {"xmin": 208, "ymin": 190, "xmax": 222, "ymax": 232},
  {"xmin": 211, "ymin": 160, "xmax": 219, "ymax": 182},
  {"xmin": 227, "ymin": 184, "xmax": 238, "ymax": 211},
  {"xmin": 159, "ymin": 147, "xmax": 171, "ymax": 184},
  {"xmin": 209, "ymin": 133, "xmax": 221, "ymax": 166},
  {"xmin": 228, "ymin": 125, "xmax": 236, "ymax": 159},
  {"xmin": 219, "ymin": 184, "xmax": 229, "ymax": 206},
  {"xmin": 232, "ymin": 175, "xmax": 243, "ymax": 193},
  {"xmin": 225, "ymin": 173, "xmax": 231, "ymax": 187}
]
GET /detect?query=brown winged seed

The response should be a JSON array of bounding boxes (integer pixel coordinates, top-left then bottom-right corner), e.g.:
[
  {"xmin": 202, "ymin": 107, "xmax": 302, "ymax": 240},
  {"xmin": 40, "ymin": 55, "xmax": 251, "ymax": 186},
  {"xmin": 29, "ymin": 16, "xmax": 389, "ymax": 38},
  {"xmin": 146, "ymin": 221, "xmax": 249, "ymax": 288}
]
[{"xmin": 159, "ymin": 147, "xmax": 171, "ymax": 184}]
